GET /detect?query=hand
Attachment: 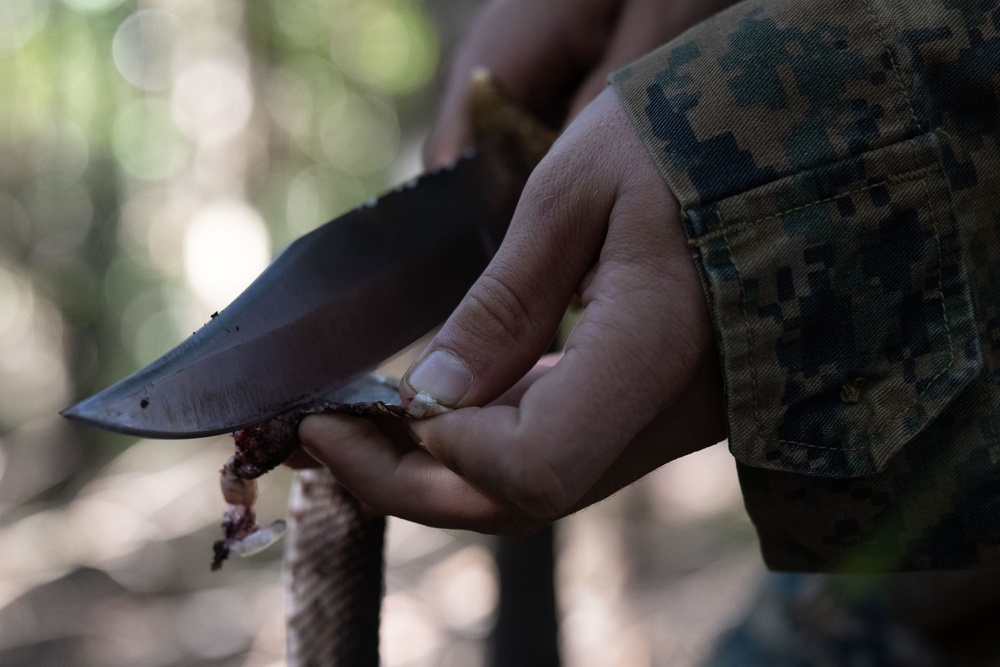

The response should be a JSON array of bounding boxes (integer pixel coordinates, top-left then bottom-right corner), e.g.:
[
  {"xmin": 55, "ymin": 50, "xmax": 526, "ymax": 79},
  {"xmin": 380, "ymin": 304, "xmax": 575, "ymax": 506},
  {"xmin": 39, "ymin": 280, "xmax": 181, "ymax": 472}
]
[
  {"xmin": 424, "ymin": 0, "xmax": 736, "ymax": 167},
  {"xmin": 300, "ymin": 89, "xmax": 726, "ymax": 535}
]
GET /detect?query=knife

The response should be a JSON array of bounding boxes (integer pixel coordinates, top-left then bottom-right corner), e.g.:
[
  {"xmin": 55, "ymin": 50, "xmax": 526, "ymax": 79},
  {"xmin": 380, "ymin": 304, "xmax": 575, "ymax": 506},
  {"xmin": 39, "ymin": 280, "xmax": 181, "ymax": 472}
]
[
  {"xmin": 62, "ymin": 70, "xmax": 556, "ymax": 438},
  {"xmin": 61, "ymin": 142, "xmax": 532, "ymax": 437}
]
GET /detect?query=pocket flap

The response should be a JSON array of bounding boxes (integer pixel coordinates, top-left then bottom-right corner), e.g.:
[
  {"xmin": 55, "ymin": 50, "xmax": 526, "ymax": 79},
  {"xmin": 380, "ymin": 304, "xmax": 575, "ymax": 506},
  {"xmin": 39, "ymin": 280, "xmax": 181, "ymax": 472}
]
[{"xmin": 688, "ymin": 133, "xmax": 982, "ymax": 477}]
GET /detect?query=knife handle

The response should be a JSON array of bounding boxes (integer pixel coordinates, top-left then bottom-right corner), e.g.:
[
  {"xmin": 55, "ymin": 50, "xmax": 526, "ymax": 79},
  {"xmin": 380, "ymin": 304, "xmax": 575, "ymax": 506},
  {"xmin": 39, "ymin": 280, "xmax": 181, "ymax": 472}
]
[{"xmin": 466, "ymin": 67, "xmax": 557, "ymax": 173}]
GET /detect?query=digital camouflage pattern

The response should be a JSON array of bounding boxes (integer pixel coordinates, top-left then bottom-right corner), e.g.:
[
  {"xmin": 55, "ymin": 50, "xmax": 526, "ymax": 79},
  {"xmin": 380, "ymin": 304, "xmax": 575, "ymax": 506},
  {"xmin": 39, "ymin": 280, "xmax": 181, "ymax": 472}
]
[
  {"xmin": 700, "ymin": 569, "xmax": 1000, "ymax": 665},
  {"xmin": 701, "ymin": 573, "xmax": 942, "ymax": 667},
  {"xmin": 613, "ymin": 0, "xmax": 1000, "ymax": 570}
]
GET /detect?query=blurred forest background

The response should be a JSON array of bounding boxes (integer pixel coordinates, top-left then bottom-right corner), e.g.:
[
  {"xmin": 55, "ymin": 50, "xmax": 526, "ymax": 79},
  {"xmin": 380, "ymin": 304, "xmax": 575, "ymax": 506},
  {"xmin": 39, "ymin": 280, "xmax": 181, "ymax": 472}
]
[{"xmin": 0, "ymin": 1, "xmax": 762, "ymax": 665}]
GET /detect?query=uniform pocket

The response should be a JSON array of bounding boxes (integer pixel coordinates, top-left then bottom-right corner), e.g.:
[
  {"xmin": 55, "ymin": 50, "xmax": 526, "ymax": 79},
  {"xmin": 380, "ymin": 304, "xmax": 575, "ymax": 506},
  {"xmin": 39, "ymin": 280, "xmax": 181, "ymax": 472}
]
[{"xmin": 687, "ymin": 132, "xmax": 982, "ymax": 478}]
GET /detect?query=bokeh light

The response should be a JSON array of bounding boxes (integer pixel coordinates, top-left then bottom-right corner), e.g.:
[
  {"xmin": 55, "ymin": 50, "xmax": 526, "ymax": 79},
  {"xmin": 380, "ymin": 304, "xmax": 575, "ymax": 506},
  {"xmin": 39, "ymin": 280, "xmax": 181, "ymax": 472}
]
[
  {"xmin": 264, "ymin": 61, "xmax": 320, "ymax": 140},
  {"xmin": 285, "ymin": 164, "xmax": 368, "ymax": 235},
  {"xmin": 381, "ymin": 593, "xmax": 444, "ymax": 665},
  {"xmin": 272, "ymin": 0, "xmax": 329, "ymax": 47},
  {"xmin": 51, "ymin": 13, "xmax": 102, "ymax": 129},
  {"xmin": 0, "ymin": 266, "xmax": 33, "ymax": 348},
  {"xmin": 175, "ymin": 588, "xmax": 255, "ymax": 659},
  {"xmin": 61, "ymin": 0, "xmax": 124, "ymax": 14},
  {"xmin": 182, "ymin": 200, "xmax": 271, "ymax": 309},
  {"xmin": 118, "ymin": 284, "xmax": 192, "ymax": 365},
  {"xmin": 112, "ymin": 9, "xmax": 180, "ymax": 91},
  {"xmin": 171, "ymin": 57, "xmax": 253, "ymax": 146},
  {"xmin": 2, "ymin": 68, "xmax": 54, "ymax": 149},
  {"xmin": 420, "ymin": 545, "xmax": 498, "ymax": 633},
  {"xmin": 0, "ymin": 264, "xmax": 69, "ymax": 427},
  {"xmin": 37, "ymin": 119, "xmax": 91, "ymax": 182},
  {"xmin": 117, "ymin": 186, "xmax": 197, "ymax": 273},
  {"xmin": 112, "ymin": 98, "xmax": 188, "ymax": 180},
  {"xmin": 320, "ymin": 91, "xmax": 400, "ymax": 175},
  {"xmin": 0, "ymin": 193, "xmax": 32, "ymax": 259},
  {"xmin": 344, "ymin": 4, "xmax": 439, "ymax": 94},
  {"xmin": 24, "ymin": 176, "xmax": 93, "ymax": 257},
  {"xmin": 0, "ymin": 0, "xmax": 50, "ymax": 50},
  {"xmin": 0, "ymin": 439, "xmax": 6, "ymax": 490}
]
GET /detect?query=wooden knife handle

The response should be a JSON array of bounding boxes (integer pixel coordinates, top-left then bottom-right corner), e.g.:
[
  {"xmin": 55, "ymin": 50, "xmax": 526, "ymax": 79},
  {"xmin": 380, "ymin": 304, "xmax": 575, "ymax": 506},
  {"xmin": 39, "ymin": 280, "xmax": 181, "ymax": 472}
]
[{"xmin": 466, "ymin": 68, "xmax": 557, "ymax": 172}]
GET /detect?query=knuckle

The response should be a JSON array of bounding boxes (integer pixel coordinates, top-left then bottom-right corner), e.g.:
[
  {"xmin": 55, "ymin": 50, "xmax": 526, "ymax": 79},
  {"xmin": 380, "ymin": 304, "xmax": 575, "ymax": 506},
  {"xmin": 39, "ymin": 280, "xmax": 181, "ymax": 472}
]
[
  {"xmin": 518, "ymin": 145, "xmax": 607, "ymax": 253},
  {"xmin": 507, "ymin": 452, "xmax": 570, "ymax": 522},
  {"xmin": 460, "ymin": 270, "xmax": 535, "ymax": 347},
  {"xmin": 522, "ymin": 153, "xmax": 580, "ymax": 222}
]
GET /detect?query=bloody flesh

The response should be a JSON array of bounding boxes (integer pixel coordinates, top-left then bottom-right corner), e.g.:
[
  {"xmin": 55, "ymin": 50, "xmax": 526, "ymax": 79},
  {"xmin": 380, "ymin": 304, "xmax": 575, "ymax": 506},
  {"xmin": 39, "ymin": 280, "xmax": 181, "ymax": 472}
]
[{"xmin": 212, "ymin": 397, "xmax": 407, "ymax": 570}]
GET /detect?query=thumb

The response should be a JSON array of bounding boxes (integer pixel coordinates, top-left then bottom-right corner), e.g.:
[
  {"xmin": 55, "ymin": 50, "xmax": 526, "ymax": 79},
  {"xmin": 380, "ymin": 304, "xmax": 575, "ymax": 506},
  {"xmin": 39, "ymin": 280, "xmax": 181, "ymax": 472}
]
[{"xmin": 402, "ymin": 92, "xmax": 628, "ymax": 410}]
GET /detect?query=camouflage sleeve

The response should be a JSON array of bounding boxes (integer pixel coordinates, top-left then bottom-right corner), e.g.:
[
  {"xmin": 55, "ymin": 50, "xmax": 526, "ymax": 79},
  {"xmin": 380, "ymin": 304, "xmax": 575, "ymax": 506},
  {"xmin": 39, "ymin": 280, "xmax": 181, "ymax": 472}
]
[{"xmin": 612, "ymin": 0, "xmax": 1000, "ymax": 571}]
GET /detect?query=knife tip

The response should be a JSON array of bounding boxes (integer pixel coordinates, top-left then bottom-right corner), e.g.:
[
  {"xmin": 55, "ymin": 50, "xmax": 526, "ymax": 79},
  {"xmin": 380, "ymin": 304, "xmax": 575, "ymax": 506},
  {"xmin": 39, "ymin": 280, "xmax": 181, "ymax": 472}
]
[
  {"xmin": 59, "ymin": 398, "xmax": 119, "ymax": 431},
  {"xmin": 59, "ymin": 402, "xmax": 97, "ymax": 427}
]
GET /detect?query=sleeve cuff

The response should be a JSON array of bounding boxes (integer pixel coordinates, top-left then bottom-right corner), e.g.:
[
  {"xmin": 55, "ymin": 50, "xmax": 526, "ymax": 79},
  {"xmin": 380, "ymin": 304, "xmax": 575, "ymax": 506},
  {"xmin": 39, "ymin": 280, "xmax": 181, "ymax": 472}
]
[{"xmin": 610, "ymin": 0, "xmax": 981, "ymax": 479}]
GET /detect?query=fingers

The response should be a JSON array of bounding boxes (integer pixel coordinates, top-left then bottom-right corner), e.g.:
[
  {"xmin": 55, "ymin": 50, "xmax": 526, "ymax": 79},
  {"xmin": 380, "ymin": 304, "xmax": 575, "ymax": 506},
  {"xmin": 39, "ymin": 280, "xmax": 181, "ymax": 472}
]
[
  {"xmin": 408, "ymin": 210, "xmax": 688, "ymax": 519},
  {"xmin": 404, "ymin": 91, "xmax": 632, "ymax": 411},
  {"xmin": 423, "ymin": 0, "xmax": 619, "ymax": 167},
  {"xmin": 282, "ymin": 446, "xmax": 321, "ymax": 470},
  {"xmin": 298, "ymin": 414, "xmax": 513, "ymax": 532},
  {"xmin": 298, "ymin": 356, "xmax": 565, "ymax": 533},
  {"xmin": 405, "ymin": 91, "xmax": 716, "ymax": 519},
  {"xmin": 300, "ymin": 327, "xmax": 722, "ymax": 533},
  {"xmin": 489, "ymin": 352, "xmax": 562, "ymax": 406},
  {"xmin": 569, "ymin": 350, "xmax": 726, "ymax": 511},
  {"xmin": 411, "ymin": 336, "xmax": 723, "ymax": 523},
  {"xmin": 408, "ymin": 292, "xmax": 682, "ymax": 521}
]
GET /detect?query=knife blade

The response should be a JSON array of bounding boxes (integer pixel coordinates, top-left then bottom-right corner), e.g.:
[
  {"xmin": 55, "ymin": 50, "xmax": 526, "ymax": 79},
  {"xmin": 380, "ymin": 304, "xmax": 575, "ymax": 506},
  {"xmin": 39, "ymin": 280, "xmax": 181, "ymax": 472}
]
[{"xmin": 62, "ymin": 143, "xmax": 531, "ymax": 438}]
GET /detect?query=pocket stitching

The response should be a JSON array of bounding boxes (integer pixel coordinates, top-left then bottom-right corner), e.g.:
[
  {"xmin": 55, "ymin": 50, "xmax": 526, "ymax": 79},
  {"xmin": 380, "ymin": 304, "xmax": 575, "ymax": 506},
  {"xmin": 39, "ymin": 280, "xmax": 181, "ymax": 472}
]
[{"xmin": 709, "ymin": 154, "xmax": 957, "ymax": 455}]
